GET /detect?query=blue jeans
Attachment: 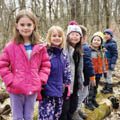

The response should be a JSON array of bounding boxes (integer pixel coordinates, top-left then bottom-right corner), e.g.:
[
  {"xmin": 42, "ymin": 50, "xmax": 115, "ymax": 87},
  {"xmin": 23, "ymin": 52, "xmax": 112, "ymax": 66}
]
[
  {"xmin": 9, "ymin": 93, "xmax": 37, "ymax": 120},
  {"xmin": 105, "ymin": 70, "xmax": 113, "ymax": 84}
]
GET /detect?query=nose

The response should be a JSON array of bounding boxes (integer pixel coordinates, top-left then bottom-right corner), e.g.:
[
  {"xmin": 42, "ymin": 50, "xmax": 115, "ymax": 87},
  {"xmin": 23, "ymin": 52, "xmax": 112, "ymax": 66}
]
[{"xmin": 24, "ymin": 25, "xmax": 29, "ymax": 29}]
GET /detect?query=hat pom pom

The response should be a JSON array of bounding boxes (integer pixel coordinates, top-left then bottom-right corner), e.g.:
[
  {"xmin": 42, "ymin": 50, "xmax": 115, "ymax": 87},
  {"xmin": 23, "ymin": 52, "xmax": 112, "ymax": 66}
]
[{"xmin": 68, "ymin": 20, "xmax": 78, "ymax": 25}]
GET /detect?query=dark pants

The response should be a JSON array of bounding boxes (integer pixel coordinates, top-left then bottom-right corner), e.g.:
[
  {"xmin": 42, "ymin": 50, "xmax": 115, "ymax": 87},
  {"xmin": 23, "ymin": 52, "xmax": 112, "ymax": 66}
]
[
  {"xmin": 88, "ymin": 77, "xmax": 100, "ymax": 101},
  {"xmin": 59, "ymin": 92, "xmax": 78, "ymax": 120}
]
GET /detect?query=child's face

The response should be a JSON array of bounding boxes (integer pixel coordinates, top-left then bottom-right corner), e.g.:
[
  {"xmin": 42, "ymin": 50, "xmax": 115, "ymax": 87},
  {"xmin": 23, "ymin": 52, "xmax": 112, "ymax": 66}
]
[
  {"xmin": 16, "ymin": 16, "xmax": 35, "ymax": 42},
  {"xmin": 50, "ymin": 30, "xmax": 63, "ymax": 47},
  {"xmin": 68, "ymin": 32, "xmax": 81, "ymax": 47},
  {"xmin": 91, "ymin": 36, "xmax": 102, "ymax": 48},
  {"xmin": 104, "ymin": 33, "xmax": 111, "ymax": 41}
]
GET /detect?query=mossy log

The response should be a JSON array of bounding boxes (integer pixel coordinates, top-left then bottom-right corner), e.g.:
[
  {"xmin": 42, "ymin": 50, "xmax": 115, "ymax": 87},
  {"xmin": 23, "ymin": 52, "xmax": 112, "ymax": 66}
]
[
  {"xmin": 85, "ymin": 101, "xmax": 112, "ymax": 120},
  {"xmin": 85, "ymin": 93, "xmax": 113, "ymax": 120}
]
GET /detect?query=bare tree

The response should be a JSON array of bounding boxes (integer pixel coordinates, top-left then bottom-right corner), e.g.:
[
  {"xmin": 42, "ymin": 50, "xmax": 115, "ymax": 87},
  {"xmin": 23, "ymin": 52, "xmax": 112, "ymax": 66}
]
[
  {"xmin": 104, "ymin": 0, "xmax": 111, "ymax": 28},
  {"xmin": 18, "ymin": 0, "xmax": 26, "ymax": 9},
  {"xmin": 83, "ymin": 0, "xmax": 88, "ymax": 26},
  {"xmin": 69, "ymin": 0, "xmax": 76, "ymax": 20}
]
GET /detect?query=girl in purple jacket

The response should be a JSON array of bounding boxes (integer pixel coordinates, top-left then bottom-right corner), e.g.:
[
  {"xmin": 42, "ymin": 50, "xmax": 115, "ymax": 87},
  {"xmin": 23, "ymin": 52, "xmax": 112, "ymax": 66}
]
[
  {"xmin": 38, "ymin": 26, "xmax": 71, "ymax": 120},
  {"xmin": 0, "ymin": 10, "xmax": 50, "ymax": 120}
]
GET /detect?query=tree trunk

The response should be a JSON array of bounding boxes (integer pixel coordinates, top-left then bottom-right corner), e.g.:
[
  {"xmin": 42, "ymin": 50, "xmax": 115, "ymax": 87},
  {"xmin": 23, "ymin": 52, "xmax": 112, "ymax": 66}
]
[
  {"xmin": 76, "ymin": 0, "xmax": 82, "ymax": 24},
  {"xmin": 104, "ymin": 0, "xmax": 110, "ymax": 28},
  {"xmin": 83, "ymin": 0, "xmax": 88, "ymax": 26},
  {"xmin": 94, "ymin": 0, "xmax": 100, "ymax": 30},
  {"xmin": 70, "ymin": 0, "xmax": 76, "ymax": 20}
]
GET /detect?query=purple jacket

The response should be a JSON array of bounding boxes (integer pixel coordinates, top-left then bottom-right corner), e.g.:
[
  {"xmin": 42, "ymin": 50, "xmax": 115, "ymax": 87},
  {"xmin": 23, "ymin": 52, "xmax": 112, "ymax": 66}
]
[{"xmin": 45, "ymin": 47, "xmax": 71, "ymax": 97}]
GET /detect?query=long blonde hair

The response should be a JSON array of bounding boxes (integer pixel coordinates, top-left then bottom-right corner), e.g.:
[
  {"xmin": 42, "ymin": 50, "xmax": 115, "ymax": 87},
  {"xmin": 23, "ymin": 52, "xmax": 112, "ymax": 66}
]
[
  {"xmin": 13, "ymin": 9, "xmax": 41, "ymax": 45},
  {"xmin": 46, "ymin": 26, "xmax": 65, "ymax": 48}
]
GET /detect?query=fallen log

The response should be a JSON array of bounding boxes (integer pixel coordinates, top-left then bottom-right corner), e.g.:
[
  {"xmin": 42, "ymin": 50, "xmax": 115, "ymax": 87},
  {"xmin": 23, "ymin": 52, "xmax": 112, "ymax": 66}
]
[{"xmin": 85, "ymin": 99, "xmax": 112, "ymax": 120}]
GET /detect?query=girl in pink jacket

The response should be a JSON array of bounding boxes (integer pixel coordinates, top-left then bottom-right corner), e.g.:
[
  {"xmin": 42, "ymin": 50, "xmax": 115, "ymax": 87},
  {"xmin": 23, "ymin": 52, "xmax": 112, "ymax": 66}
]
[{"xmin": 0, "ymin": 10, "xmax": 50, "ymax": 120}]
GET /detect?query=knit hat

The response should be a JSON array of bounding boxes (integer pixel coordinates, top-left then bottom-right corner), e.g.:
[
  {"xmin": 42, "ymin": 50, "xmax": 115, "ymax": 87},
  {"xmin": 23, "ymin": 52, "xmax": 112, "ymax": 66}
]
[
  {"xmin": 92, "ymin": 32, "xmax": 104, "ymax": 40},
  {"xmin": 103, "ymin": 29, "xmax": 113, "ymax": 37},
  {"xmin": 67, "ymin": 20, "xmax": 82, "ymax": 36},
  {"xmin": 91, "ymin": 32, "xmax": 104, "ymax": 45}
]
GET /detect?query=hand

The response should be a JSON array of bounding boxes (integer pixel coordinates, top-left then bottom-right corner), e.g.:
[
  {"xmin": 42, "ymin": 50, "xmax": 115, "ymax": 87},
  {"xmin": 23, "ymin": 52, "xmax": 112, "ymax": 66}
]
[
  {"xmin": 63, "ymin": 85, "xmax": 70, "ymax": 100},
  {"xmin": 90, "ymin": 80, "xmax": 96, "ymax": 87},
  {"xmin": 41, "ymin": 85, "xmax": 45, "ymax": 98},
  {"xmin": 90, "ymin": 76, "xmax": 96, "ymax": 87}
]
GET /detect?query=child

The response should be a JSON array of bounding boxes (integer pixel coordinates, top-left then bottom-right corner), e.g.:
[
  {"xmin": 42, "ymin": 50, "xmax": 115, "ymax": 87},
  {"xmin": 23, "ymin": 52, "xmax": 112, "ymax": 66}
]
[
  {"xmin": 85, "ymin": 32, "xmax": 108, "ymax": 110},
  {"xmin": 101, "ymin": 29, "xmax": 118, "ymax": 94},
  {"xmin": 59, "ymin": 21, "xmax": 84, "ymax": 120},
  {"xmin": 0, "ymin": 10, "xmax": 51, "ymax": 120},
  {"xmin": 73, "ymin": 25, "xmax": 95, "ymax": 120},
  {"xmin": 38, "ymin": 26, "xmax": 71, "ymax": 120}
]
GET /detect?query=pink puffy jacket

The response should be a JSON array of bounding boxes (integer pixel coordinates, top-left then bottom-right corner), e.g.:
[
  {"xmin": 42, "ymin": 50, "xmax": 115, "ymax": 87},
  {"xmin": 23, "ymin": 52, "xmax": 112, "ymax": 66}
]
[{"xmin": 0, "ymin": 41, "xmax": 50, "ymax": 96}]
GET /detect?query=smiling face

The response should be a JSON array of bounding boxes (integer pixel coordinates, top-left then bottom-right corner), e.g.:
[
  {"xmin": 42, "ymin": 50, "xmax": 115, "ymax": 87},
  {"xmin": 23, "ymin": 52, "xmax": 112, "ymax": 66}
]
[
  {"xmin": 50, "ymin": 30, "xmax": 63, "ymax": 47},
  {"xmin": 91, "ymin": 36, "xmax": 102, "ymax": 48},
  {"xmin": 68, "ymin": 32, "xmax": 81, "ymax": 47},
  {"xmin": 104, "ymin": 33, "xmax": 112, "ymax": 41},
  {"xmin": 16, "ymin": 16, "xmax": 35, "ymax": 42}
]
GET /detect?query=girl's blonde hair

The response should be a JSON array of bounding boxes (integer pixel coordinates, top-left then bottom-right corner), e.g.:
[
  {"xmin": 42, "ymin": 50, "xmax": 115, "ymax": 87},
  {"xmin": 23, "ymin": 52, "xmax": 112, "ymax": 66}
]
[
  {"xmin": 46, "ymin": 26, "xmax": 65, "ymax": 48},
  {"xmin": 13, "ymin": 9, "xmax": 41, "ymax": 45}
]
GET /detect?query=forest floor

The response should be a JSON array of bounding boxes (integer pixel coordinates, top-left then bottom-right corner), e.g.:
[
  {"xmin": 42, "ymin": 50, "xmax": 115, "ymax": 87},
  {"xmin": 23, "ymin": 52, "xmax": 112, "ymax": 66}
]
[{"xmin": 103, "ymin": 63, "xmax": 120, "ymax": 120}]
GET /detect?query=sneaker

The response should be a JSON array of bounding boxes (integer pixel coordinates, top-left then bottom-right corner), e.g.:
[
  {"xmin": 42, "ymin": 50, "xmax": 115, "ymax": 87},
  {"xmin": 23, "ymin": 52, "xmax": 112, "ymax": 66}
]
[
  {"xmin": 85, "ymin": 102, "xmax": 95, "ymax": 111},
  {"xmin": 101, "ymin": 84, "xmax": 113, "ymax": 94},
  {"xmin": 92, "ymin": 100, "xmax": 99, "ymax": 108},
  {"xmin": 101, "ymin": 83, "xmax": 108, "ymax": 93},
  {"xmin": 78, "ymin": 109, "xmax": 88, "ymax": 119}
]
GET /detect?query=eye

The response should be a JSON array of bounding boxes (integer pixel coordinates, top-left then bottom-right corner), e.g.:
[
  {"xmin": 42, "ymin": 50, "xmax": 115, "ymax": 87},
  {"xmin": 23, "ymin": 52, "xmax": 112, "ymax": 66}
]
[
  {"xmin": 20, "ymin": 23, "xmax": 25, "ymax": 26},
  {"xmin": 52, "ymin": 34, "xmax": 57, "ymax": 37},
  {"xmin": 58, "ymin": 35, "xmax": 62, "ymax": 37},
  {"xmin": 27, "ymin": 23, "xmax": 32, "ymax": 27}
]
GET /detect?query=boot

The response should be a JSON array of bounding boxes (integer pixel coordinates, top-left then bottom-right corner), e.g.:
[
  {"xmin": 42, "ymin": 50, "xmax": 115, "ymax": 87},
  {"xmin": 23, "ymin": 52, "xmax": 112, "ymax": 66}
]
[
  {"xmin": 102, "ymin": 84, "xmax": 113, "ymax": 94},
  {"xmin": 92, "ymin": 99, "xmax": 99, "ymax": 108},
  {"xmin": 72, "ymin": 111, "xmax": 83, "ymax": 120},
  {"xmin": 101, "ymin": 83, "xmax": 108, "ymax": 93},
  {"xmin": 85, "ymin": 101, "xmax": 95, "ymax": 111},
  {"xmin": 78, "ymin": 109, "xmax": 88, "ymax": 119}
]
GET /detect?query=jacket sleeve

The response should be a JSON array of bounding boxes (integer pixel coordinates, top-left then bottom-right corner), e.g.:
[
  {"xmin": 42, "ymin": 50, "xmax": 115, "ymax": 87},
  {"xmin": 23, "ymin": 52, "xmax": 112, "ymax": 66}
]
[
  {"xmin": 63, "ymin": 54, "xmax": 71, "ymax": 85},
  {"xmin": 39, "ymin": 47, "xmax": 51, "ymax": 85},
  {"xmin": 0, "ymin": 48, "xmax": 13, "ymax": 87},
  {"xmin": 110, "ymin": 42, "xmax": 118, "ymax": 65},
  {"xmin": 83, "ymin": 46, "xmax": 95, "ymax": 77}
]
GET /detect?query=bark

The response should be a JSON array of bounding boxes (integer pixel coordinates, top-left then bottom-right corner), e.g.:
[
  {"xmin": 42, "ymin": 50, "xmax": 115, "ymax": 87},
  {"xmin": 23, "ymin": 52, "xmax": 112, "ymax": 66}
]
[{"xmin": 104, "ymin": 0, "xmax": 110, "ymax": 28}]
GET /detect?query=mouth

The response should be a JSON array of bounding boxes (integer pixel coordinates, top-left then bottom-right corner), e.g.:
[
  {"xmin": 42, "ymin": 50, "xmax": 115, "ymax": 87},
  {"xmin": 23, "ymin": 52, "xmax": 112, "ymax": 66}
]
[{"xmin": 23, "ymin": 31, "xmax": 29, "ymax": 33}]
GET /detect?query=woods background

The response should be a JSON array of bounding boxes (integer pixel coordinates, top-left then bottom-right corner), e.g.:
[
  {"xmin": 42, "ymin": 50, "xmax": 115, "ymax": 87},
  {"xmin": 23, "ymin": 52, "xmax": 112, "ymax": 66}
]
[{"xmin": 0, "ymin": 0, "xmax": 120, "ymax": 50}]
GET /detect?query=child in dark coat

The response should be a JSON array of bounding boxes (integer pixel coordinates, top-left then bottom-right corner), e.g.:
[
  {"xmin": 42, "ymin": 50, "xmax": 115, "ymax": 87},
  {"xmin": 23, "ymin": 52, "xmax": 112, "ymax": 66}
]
[
  {"xmin": 85, "ymin": 32, "xmax": 108, "ymax": 110},
  {"xmin": 101, "ymin": 29, "xmax": 118, "ymax": 94}
]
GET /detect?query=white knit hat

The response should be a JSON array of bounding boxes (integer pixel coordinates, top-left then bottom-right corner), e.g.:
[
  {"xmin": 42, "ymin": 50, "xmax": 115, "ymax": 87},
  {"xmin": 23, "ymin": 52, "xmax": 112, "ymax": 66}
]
[{"xmin": 67, "ymin": 24, "xmax": 83, "ymax": 36}]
